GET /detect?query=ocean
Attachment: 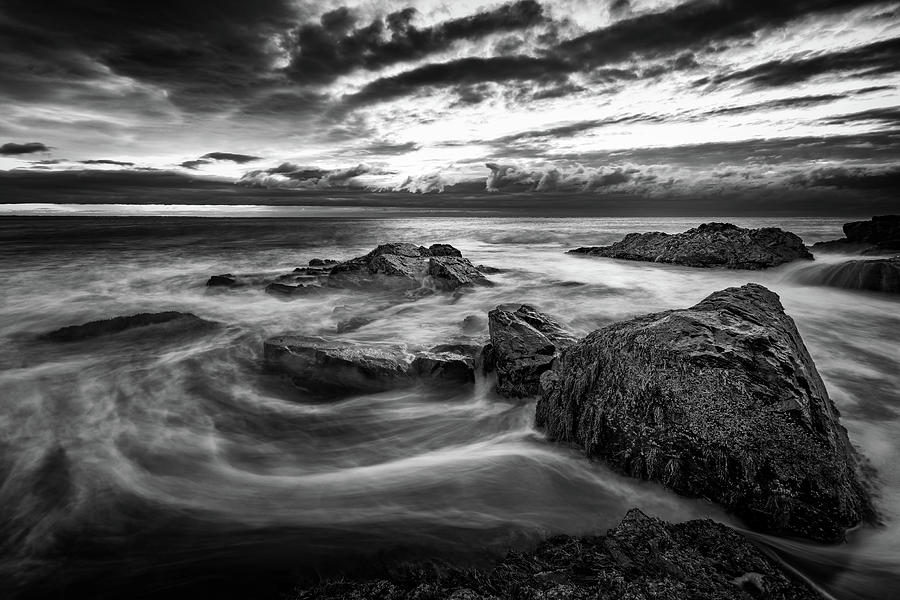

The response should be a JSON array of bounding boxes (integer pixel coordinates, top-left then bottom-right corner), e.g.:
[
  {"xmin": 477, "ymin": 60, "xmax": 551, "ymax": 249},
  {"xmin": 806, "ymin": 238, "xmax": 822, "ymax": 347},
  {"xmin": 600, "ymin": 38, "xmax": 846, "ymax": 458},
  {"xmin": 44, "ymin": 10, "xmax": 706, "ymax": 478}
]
[{"xmin": 1, "ymin": 212, "xmax": 898, "ymax": 599}]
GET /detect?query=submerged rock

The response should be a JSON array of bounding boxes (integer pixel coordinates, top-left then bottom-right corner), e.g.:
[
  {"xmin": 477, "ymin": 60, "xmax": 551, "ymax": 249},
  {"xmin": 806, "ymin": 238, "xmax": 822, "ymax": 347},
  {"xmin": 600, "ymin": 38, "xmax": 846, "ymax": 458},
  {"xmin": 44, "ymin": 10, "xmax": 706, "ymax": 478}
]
[
  {"xmin": 792, "ymin": 257, "xmax": 900, "ymax": 293},
  {"xmin": 537, "ymin": 284, "xmax": 871, "ymax": 542},
  {"xmin": 812, "ymin": 215, "xmax": 900, "ymax": 254},
  {"xmin": 206, "ymin": 274, "xmax": 238, "ymax": 287},
  {"xmin": 569, "ymin": 222, "xmax": 813, "ymax": 269},
  {"xmin": 41, "ymin": 311, "xmax": 217, "ymax": 342},
  {"xmin": 291, "ymin": 508, "xmax": 818, "ymax": 600},
  {"xmin": 487, "ymin": 305, "xmax": 576, "ymax": 398},
  {"xmin": 264, "ymin": 336, "xmax": 477, "ymax": 395}
]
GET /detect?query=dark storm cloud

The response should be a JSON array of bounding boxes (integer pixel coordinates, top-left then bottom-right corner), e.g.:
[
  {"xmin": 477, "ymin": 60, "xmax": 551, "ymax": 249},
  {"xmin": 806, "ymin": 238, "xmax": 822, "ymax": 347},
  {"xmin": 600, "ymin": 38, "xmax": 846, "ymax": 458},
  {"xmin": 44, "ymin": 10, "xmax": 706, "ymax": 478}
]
[
  {"xmin": 180, "ymin": 159, "xmax": 211, "ymax": 170},
  {"xmin": 200, "ymin": 152, "xmax": 261, "ymax": 163},
  {"xmin": 284, "ymin": 0, "xmax": 545, "ymax": 84},
  {"xmin": 790, "ymin": 166, "xmax": 900, "ymax": 190},
  {"xmin": 79, "ymin": 159, "xmax": 135, "ymax": 166},
  {"xmin": 699, "ymin": 94, "xmax": 847, "ymax": 118},
  {"xmin": 490, "ymin": 114, "xmax": 663, "ymax": 145},
  {"xmin": 820, "ymin": 107, "xmax": 900, "ymax": 127},
  {"xmin": 238, "ymin": 162, "xmax": 384, "ymax": 187},
  {"xmin": 361, "ymin": 141, "xmax": 421, "ymax": 155},
  {"xmin": 700, "ymin": 37, "xmax": 900, "ymax": 89},
  {"xmin": 485, "ymin": 162, "xmax": 637, "ymax": 191},
  {"xmin": 1, "ymin": 142, "xmax": 49, "ymax": 155}
]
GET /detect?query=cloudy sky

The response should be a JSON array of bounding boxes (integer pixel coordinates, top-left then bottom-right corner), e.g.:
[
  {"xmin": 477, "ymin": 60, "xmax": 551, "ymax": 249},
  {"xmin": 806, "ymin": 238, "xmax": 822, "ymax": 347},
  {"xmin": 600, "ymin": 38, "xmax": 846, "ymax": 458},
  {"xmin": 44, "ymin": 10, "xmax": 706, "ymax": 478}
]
[{"xmin": 1, "ymin": 0, "xmax": 899, "ymax": 210}]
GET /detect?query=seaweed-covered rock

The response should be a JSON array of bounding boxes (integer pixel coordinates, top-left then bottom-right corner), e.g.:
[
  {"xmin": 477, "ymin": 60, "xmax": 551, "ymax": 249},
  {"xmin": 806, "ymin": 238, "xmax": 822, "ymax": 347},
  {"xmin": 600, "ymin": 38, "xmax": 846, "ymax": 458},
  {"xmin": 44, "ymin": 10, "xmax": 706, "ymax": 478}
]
[
  {"xmin": 569, "ymin": 222, "xmax": 813, "ymax": 269},
  {"xmin": 537, "ymin": 284, "xmax": 871, "ymax": 542},
  {"xmin": 812, "ymin": 215, "xmax": 900, "ymax": 254},
  {"xmin": 792, "ymin": 257, "xmax": 900, "ymax": 293},
  {"xmin": 41, "ymin": 311, "xmax": 217, "ymax": 342},
  {"xmin": 488, "ymin": 305, "xmax": 576, "ymax": 398},
  {"xmin": 290, "ymin": 508, "xmax": 819, "ymax": 600}
]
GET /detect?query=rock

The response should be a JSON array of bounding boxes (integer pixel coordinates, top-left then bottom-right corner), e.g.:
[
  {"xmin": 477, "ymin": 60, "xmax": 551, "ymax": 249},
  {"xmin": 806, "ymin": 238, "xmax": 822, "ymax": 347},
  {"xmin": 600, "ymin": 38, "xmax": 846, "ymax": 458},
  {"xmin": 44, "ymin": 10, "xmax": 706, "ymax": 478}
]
[
  {"xmin": 812, "ymin": 215, "xmax": 900, "ymax": 254},
  {"xmin": 411, "ymin": 351, "xmax": 475, "ymax": 384},
  {"xmin": 336, "ymin": 315, "xmax": 375, "ymax": 333},
  {"xmin": 41, "ymin": 311, "xmax": 217, "ymax": 342},
  {"xmin": 428, "ymin": 343, "xmax": 482, "ymax": 357},
  {"xmin": 325, "ymin": 242, "xmax": 487, "ymax": 292},
  {"xmin": 461, "ymin": 314, "xmax": 485, "ymax": 333},
  {"xmin": 428, "ymin": 256, "xmax": 488, "ymax": 290},
  {"xmin": 265, "ymin": 282, "xmax": 301, "ymax": 296},
  {"xmin": 206, "ymin": 274, "xmax": 237, "ymax": 287},
  {"xmin": 290, "ymin": 508, "xmax": 819, "ymax": 600},
  {"xmin": 792, "ymin": 257, "xmax": 900, "ymax": 293},
  {"xmin": 537, "ymin": 283, "xmax": 871, "ymax": 542},
  {"xmin": 569, "ymin": 222, "xmax": 813, "ymax": 269},
  {"xmin": 488, "ymin": 305, "xmax": 576, "ymax": 398},
  {"xmin": 476, "ymin": 264, "xmax": 504, "ymax": 274},
  {"xmin": 264, "ymin": 336, "xmax": 412, "ymax": 395},
  {"xmin": 308, "ymin": 258, "xmax": 338, "ymax": 267}
]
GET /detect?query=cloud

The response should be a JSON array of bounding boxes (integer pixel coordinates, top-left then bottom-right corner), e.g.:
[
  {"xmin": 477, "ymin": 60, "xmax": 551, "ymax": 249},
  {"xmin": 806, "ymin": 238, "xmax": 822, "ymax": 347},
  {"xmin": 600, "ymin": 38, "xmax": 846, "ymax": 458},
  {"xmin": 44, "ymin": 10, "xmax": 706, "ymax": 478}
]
[
  {"xmin": 180, "ymin": 159, "xmax": 211, "ymax": 170},
  {"xmin": 79, "ymin": 159, "xmax": 135, "ymax": 166},
  {"xmin": 284, "ymin": 1, "xmax": 545, "ymax": 84},
  {"xmin": 789, "ymin": 166, "xmax": 900, "ymax": 190},
  {"xmin": 200, "ymin": 152, "xmax": 261, "ymax": 163},
  {"xmin": 237, "ymin": 162, "xmax": 385, "ymax": 188},
  {"xmin": 820, "ymin": 107, "xmax": 900, "ymax": 127},
  {"xmin": 486, "ymin": 162, "xmax": 637, "ymax": 191},
  {"xmin": 1, "ymin": 142, "xmax": 49, "ymax": 155},
  {"xmin": 699, "ymin": 36, "xmax": 900, "ymax": 89},
  {"xmin": 699, "ymin": 94, "xmax": 846, "ymax": 118}
]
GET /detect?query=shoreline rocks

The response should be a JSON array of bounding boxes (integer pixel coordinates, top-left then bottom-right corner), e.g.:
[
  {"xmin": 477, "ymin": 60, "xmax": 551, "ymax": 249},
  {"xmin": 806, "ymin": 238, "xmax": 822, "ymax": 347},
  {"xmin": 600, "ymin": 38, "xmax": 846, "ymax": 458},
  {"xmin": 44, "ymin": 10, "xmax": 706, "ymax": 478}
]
[
  {"xmin": 290, "ymin": 508, "xmax": 819, "ymax": 600},
  {"xmin": 569, "ymin": 222, "xmax": 813, "ymax": 269},
  {"xmin": 812, "ymin": 215, "xmax": 900, "ymax": 255},
  {"xmin": 264, "ymin": 336, "xmax": 476, "ymax": 395},
  {"xmin": 537, "ymin": 283, "xmax": 871, "ymax": 542},
  {"xmin": 792, "ymin": 257, "xmax": 900, "ymax": 293},
  {"xmin": 41, "ymin": 311, "xmax": 217, "ymax": 342},
  {"xmin": 486, "ymin": 305, "xmax": 576, "ymax": 398}
]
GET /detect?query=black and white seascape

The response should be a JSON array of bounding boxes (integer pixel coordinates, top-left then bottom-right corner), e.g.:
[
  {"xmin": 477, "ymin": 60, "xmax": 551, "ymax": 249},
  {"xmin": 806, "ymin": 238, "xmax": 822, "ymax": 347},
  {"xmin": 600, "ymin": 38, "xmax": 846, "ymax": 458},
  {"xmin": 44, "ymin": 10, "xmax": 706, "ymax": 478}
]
[{"xmin": 1, "ymin": 2, "xmax": 900, "ymax": 600}]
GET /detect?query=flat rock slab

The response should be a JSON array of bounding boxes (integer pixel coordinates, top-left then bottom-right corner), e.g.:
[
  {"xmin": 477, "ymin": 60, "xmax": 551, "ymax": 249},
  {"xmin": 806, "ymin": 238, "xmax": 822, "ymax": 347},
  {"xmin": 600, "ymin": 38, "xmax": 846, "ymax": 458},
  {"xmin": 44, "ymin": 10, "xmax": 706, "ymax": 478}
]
[
  {"xmin": 291, "ymin": 508, "xmax": 819, "ymax": 600},
  {"xmin": 486, "ymin": 304, "xmax": 576, "ymax": 398},
  {"xmin": 569, "ymin": 222, "xmax": 813, "ymax": 269},
  {"xmin": 41, "ymin": 311, "xmax": 217, "ymax": 342},
  {"xmin": 537, "ymin": 283, "xmax": 871, "ymax": 542}
]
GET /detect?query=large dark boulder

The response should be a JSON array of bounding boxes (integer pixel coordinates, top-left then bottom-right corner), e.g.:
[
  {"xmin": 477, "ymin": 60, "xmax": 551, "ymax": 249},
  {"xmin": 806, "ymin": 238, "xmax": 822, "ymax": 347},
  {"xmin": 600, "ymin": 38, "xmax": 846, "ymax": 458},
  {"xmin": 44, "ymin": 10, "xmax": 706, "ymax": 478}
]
[
  {"xmin": 569, "ymin": 222, "xmax": 813, "ymax": 269},
  {"xmin": 41, "ymin": 311, "xmax": 217, "ymax": 342},
  {"xmin": 792, "ymin": 257, "xmax": 900, "ymax": 293},
  {"xmin": 291, "ymin": 508, "xmax": 819, "ymax": 600},
  {"xmin": 812, "ymin": 215, "xmax": 900, "ymax": 254},
  {"xmin": 537, "ymin": 284, "xmax": 871, "ymax": 542},
  {"xmin": 264, "ymin": 336, "xmax": 477, "ymax": 395},
  {"xmin": 487, "ymin": 305, "xmax": 576, "ymax": 398}
]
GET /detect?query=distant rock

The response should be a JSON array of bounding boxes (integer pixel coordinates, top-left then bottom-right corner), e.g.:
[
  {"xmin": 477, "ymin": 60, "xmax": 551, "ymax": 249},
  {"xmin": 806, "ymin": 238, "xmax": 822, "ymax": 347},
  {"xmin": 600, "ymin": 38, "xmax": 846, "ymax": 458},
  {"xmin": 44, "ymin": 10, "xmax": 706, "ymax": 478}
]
[
  {"xmin": 812, "ymin": 215, "xmax": 900, "ymax": 254},
  {"xmin": 792, "ymin": 257, "xmax": 900, "ymax": 293},
  {"xmin": 291, "ymin": 508, "xmax": 819, "ymax": 600},
  {"xmin": 487, "ymin": 305, "xmax": 576, "ymax": 398},
  {"xmin": 308, "ymin": 258, "xmax": 338, "ymax": 267},
  {"xmin": 264, "ymin": 336, "xmax": 477, "ymax": 395},
  {"xmin": 41, "ymin": 311, "xmax": 217, "ymax": 342},
  {"xmin": 206, "ymin": 274, "xmax": 238, "ymax": 287},
  {"xmin": 537, "ymin": 284, "xmax": 871, "ymax": 542},
  {"xmin": 569, "ymin": 222, "xmax": 813, "ymax": 269}
]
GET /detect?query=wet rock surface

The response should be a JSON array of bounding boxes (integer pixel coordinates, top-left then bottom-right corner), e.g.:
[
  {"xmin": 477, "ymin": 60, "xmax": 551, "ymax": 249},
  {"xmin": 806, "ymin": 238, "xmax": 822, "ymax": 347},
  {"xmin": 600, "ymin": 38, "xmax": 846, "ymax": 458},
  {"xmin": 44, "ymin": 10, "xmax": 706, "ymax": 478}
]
[
  {"xmin": 812, "ymin": 215, "xmax": 900, "ymax": 254},
  {"xmin": 487, "ymin": 305, "xmax": 576, "ymax": 398},
  {"xmin": 41, "ymin": 311, "xmax": 217, "ymax": 342},
  {"xmin": 537, "ymin": 284, "xmax": 871, "ymax": 542},
  {"xmin": 289, "ymin": 508, "xmax": 819, "ymax": 600},
  {"xmin": 792, "ymin": 256, "xmax": 900, "ymax": 293},
  {"xmin": 569, "ymin": 222, "xmax": 813, "ymax": 269}
]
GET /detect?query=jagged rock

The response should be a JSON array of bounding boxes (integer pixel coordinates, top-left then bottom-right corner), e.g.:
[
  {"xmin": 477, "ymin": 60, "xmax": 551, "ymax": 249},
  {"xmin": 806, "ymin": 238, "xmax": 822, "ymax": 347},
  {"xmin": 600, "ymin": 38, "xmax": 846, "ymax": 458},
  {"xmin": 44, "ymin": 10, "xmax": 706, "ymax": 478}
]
[
  {"xmin": 308, "ymin": 258, "xmax": 339, "ymax": 267},
  {"xmin": 537, "ymin": 283, "xmax": 871, "ymax": 542},
  {"xmin": 487, "ymin": 305, "xmax": 576, "ymax": 398},
  {"xmin": 812, "ymin": 215, "xmax": 900, "ymax": 254},
  {"xmin": 264, "ymin": 337, "xmax": 478, "ymax": 394},
  {"xmin": 206, "ymin": 274, "xmax": 237, "ymax": 287},
  {"xmin": 427, "ymin": 243, "xmax": 463, "ymax": 257},
  {"xmin": 428, "ymin": 343, "xmax": 482, "ymax": 357},
  {"xmin": 569, "ymin": 222, "xmax": 813, "ymax": 269},
  {"xmin": 792, "ymin": 257, "xmax": 900, "ymax": 293},
  {"xmin": 264, "ymin": 336, "xmax": 412, "ymax": 394},
  {"xmin": 41, "ymin": 311, "xmax": 217, "ymax": 342},
  {"xmin": 411, "ymin": 351, "xmax": 475, "ymax": 383},
  {"xmin": 428, "ymin": 256, "xmax": 488, "ymax": 290},
  {"xmin": 290, "ymin": 508, "xmax": 819, "ymax": 600}
]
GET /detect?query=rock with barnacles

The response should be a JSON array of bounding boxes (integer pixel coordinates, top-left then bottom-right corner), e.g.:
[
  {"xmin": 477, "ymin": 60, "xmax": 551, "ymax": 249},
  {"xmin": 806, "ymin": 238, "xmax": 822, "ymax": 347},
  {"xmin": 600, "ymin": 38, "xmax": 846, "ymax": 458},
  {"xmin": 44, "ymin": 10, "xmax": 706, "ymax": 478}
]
[{"xmin": 537, "ymin": 283, "xmax": 872, "ymax": 542}]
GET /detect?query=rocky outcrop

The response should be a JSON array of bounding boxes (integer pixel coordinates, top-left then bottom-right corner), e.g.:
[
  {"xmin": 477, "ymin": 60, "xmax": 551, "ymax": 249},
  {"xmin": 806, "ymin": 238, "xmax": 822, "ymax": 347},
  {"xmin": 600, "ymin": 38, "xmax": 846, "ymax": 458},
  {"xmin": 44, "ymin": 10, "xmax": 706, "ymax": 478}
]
[
  {"xmin": 428, "ymin": 256, "xmax": 490, "ymax": 290},
  {"xmin": 486, "ymin": 305, "xmax": 576, "ymax": 398},
  {"xmin": 812, "ymin": 215, "xmax": 900, "ymax": 254},
  {"xmin": 537, "ymin": 284, "xmax": 871, "ymax": 542},
  {"xmin": 569, "ymin": 222, "xmax": 813, "ymax": 269},
  {"xmin": 792, "ymin": 257, "xmax": 900, "ymax": 293},
  {"xmin": 264, "ymin": 336, "xmax": 476, "ymax": 395},
  {"xmin": 291, "ymin": 508, "xmax": 819, "ymax": 600},
  {"xmin": 41, "ymin": 311, "xmax": 217, "ymax": 342}
]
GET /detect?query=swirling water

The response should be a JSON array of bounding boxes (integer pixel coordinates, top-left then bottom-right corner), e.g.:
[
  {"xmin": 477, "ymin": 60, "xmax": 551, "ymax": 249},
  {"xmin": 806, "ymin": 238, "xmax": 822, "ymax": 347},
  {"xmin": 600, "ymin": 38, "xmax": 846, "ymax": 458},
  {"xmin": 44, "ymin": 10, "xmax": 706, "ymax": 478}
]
[{"xmin": 0, "ymin": 214, "xmax": 898, "ymax": 599}]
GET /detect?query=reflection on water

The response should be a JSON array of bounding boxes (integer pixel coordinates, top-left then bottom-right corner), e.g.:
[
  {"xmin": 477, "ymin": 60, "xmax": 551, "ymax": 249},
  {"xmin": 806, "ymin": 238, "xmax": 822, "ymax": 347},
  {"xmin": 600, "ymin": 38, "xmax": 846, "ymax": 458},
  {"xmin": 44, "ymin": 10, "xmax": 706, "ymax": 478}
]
[{"xmin": 0, "ymin": 216, "xmax": 898, "ymax": 599}]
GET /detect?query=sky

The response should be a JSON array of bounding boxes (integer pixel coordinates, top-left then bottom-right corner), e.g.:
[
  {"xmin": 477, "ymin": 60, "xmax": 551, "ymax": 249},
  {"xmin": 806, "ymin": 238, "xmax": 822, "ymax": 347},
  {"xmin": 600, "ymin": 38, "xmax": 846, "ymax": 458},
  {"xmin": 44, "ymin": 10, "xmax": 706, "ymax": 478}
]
[{"xmin": 1, "ymin": 0, "xmax": 899, "ymax": 211}]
